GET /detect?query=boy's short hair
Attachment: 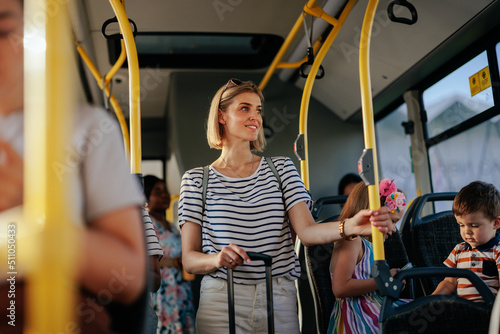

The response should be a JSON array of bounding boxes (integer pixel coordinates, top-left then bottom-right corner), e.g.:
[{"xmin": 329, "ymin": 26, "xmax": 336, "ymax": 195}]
[{"xmin": 452, "ymin": 181, "xmax": 500, "ymax": 220}]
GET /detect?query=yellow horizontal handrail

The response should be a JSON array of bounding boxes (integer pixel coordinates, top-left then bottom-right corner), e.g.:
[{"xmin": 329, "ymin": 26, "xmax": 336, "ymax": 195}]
[
  {"xmin": 259, "ymin": 12, "xmax": 304, "ymax": 91},
  {"xmin": 76, "ymin": 43, "xmax": 131, "ymax": 157},
  {"xmin": 276, "ymin": 39, "xmax": 322, "ymax": 69}
]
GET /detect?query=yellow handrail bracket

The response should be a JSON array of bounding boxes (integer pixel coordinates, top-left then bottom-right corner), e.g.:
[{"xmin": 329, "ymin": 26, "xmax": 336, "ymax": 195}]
[{"xmin": 303, "ymin": 0, "xmax": 338, "ymax": 26}]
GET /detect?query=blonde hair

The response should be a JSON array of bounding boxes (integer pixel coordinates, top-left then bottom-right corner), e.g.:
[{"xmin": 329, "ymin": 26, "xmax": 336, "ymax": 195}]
[{"xmin": 206, "ymin": 79, "xmax": 266, "ymax": 151}]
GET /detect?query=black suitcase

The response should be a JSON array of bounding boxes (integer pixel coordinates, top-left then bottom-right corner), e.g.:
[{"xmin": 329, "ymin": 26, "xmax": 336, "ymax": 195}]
[{"xmin": 227, "ymin": 252, "xmax": 275, "ymax": 334}]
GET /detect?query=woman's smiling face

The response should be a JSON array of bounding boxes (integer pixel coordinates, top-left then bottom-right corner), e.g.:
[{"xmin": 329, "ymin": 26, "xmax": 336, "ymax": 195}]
[{"xmin": 219, "ymin": 91, "xmax": 262, "ymax": 144}]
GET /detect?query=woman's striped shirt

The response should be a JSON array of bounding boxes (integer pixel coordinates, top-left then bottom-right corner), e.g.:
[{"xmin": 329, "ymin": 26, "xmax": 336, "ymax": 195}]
[{"xmin": 178, "ymin": 156, "xmax": 311, "ymax": 284}]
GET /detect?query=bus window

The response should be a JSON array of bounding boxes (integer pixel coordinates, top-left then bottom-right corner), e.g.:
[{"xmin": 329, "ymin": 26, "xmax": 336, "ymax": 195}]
[
  {"xmin": 423, "ymin": 51, "xmax": 494, "ymax": 138},
  {"xmin": 428, "ymin": 114, "xmax": 500, "ymax": 194},
  {"xmin": 497, "ymin": 41, "xmax": 500, "ymax": 76},
  {"xmin": 142, "ymin": 159, "xmax": 164, "ymax": 179},
  {"xmin": 422, "ymin": 48, "xmax": 500, "ymax": 204},
  {"xmin": 376, "ymin": 103, "xmax": 417, "ymax": 212}
]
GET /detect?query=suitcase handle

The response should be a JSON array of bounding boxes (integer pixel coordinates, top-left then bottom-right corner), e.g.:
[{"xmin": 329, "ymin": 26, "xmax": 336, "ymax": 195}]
[
  {"xmin": 227, "ymin": 252, "xmax": 274, "ymax": 334},
  {"xmin": 247, "ymin": 252, "xmax": 272, "ymax": 266}
]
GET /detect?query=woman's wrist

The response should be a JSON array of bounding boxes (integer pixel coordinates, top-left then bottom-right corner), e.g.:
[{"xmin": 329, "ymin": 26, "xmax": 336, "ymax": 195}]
[{"xmin": 339, "ymin": 218, "xmax": 357, "ymax": 241}]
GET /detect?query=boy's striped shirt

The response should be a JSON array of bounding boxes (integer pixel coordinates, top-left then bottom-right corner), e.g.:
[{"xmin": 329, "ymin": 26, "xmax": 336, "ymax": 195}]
[{"xmin": 444, "ymin": 235, "xmax": 500, "ymax": 301}]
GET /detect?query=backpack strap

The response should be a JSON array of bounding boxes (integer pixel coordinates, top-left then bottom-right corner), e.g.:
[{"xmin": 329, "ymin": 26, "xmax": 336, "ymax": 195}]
[
  {"xmin": 202, "ymin": 165, "xmax": 209, "ymax": 213},
  {"xmin": 265, "ymin": 156, "xmax": 282, "ymax": 192},
  {"xmin": 266, "ymin": 156, "xmax": 289, "ymax": 216},
  {"xmin": 265, "ymin": 157, "xmax": 293, "ymax": 240}
]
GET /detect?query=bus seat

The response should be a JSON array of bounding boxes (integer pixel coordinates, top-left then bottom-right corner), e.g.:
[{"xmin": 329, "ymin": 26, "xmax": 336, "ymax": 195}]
[
  {"xmin": 304, "ymin": 228, "xmax": 413, "ymax": 333},
  {"xmin": 311, "ymin": 195, "xmax": 348, "ymax": 220},
  {"xmin": 385, "ymin": 228, "xmax": 411, "ymax": 269},
  {"xmin": 379, "ymin": 267, "xmax": 495, "ymax": 334},
  {"xmin": 384, "ymin": 228, "xmax": 414, "ymax": 300},
  {"xmin": 305, "ymin": 243, "xmax": 335, "ymax": 334},
  {"xmin": 411, "ymin": 212, "xmax": 461, "ymax": 293},
  {"xmin": 303, "ymin": 195, "xmax": 346, "ymax": 334},
  {"xmin": 399, "ymin": 192, "xmax": 459, "ymax": 296}
]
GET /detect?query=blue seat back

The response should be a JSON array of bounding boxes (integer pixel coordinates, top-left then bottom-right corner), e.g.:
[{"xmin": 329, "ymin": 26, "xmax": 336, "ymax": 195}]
[
  {"xmin": 380, "ymin": 267, "xmax": 495, "ymax": 333},
  {"xmin": 305, "ymin": 243, "xmax": 335, "ymax": 334},
  {"xmin": 400, "ymin": 192, "xmax": 459, "ymax": 295}
]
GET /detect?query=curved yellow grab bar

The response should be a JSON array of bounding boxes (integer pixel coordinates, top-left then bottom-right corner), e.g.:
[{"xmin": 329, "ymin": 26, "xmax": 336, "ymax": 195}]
[
  {"xmin": 260, "ymin": 0, "xmax": 340, "ymax": 91},
  {"xmin": 24, "ymin": 0, "xmax": 80, "ymax": 332},
  {"xmin": 259, "ymin": 12, "xmax": 304, "ymax": 91},
  {"xmin": 76, "ymin": 43, "xmax": 131, "ymax": 157},
  {"xmin": 298, "ymin": 0, "xmax": 357, "ymax": 190},
  {"xmin": 276, "ymin": 40, "xmax": 322, "ymax": 69},
  {"xmin": 303, "ymin": 0, "xmax": 338, "ymax": 26},
  {"xmin": 105, "ymin": 39, "xmax": 127, "ymax": 87},
  {"xmin": 259, "ymin": 0, "xmax": 338, "ymax": 90},
  {"xmin": 359, "ymin": 0, "xmax": 384, "ymax": 260},
  {"xmin": 109, "ymin": 0, "xmax": 142, "ymax": 174}
]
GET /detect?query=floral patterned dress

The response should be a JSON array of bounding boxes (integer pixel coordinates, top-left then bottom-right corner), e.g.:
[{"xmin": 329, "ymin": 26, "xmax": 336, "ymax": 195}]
[{"xmin": 151, "ymin": 217, "xmax": 195, "ymax": 334}]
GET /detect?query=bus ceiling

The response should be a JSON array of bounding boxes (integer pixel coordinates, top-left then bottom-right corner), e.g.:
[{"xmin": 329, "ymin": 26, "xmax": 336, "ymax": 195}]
[{"xmin": 75, "ymin": 0, "xmax": 500, "ymax": 121}]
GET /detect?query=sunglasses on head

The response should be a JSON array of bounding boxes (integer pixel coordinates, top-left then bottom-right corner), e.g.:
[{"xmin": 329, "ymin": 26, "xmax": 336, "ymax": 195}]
[{"xmin": 218, "ymin": 78, "xmax": 243, "ymax": 108}]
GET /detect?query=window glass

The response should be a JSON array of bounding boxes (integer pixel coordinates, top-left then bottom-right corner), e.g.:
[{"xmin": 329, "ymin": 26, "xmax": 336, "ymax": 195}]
[
  {"xmin": 497, "ymin": 42, "xmax": 500, "ymax": 78},
  {"xmin": 376, "ymin": 103, "xmax": 417, "ymax": 222},
  {"xmin": 142, "ymin": 159, "xmax": 164, "ymax": 179},
  {"xmin": 108, "ymin": 33, "xmax": 283, "ymax": 69},
  {"xmin": 423, "ymin": 51, "xmax": 494, "ymax": 138},
  {"xmin": 429, "ymin": 114, "xmax": 500, "ymax": 194}
]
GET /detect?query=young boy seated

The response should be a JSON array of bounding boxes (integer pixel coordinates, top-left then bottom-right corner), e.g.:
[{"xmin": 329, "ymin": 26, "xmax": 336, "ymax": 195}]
[{"xmin": 432, "ymin": 181, "xmax": 500, "ymax": 302}]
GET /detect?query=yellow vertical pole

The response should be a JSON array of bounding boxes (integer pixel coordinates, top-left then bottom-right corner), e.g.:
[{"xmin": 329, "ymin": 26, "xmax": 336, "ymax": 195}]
[
  {"xmin": 358, "ymin": 0, "xmax": 384, "ymax": 260},
  {"xmin": 24, "ymin": 0, "xmax": 79, "ymax": 332},
  {"xmin": 109, "ymin": 0, "xmax": 142, "ymax": 175}
]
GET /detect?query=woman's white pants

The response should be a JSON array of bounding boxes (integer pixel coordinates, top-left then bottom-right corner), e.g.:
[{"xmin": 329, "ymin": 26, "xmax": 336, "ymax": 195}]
[{"xmin": 195, "ymin": 276, "xmax": 300, "ymax": 334}]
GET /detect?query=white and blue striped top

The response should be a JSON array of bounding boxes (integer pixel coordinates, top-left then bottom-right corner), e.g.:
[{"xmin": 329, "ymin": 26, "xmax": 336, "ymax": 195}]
[{"xmin": 178, "ymin": 156, "xmax": 312, "ymax": 284}]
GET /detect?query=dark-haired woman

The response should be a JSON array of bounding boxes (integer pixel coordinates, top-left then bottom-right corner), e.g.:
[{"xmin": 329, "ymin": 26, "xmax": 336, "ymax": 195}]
[{"xmin": 144, "ymin": 175, "xmax": 195, "ymax": 334}]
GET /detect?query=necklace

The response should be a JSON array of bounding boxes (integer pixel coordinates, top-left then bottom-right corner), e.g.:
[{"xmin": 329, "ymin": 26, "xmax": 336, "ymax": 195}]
[{"xmin": 221, "ymin": 155, "xmax": 255, "ymax": 178}]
